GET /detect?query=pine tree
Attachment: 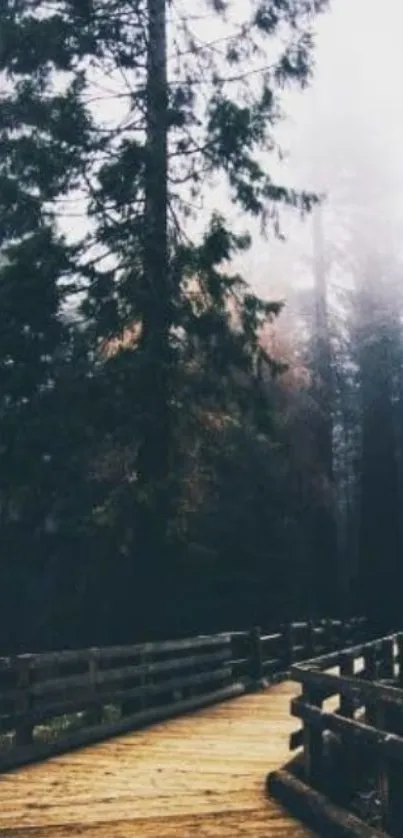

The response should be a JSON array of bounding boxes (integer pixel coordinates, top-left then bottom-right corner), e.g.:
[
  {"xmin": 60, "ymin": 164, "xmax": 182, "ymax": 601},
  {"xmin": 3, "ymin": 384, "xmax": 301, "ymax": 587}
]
[{"xmin": 1, "ymin": 0, "xmax": 328, "ymax": 634}]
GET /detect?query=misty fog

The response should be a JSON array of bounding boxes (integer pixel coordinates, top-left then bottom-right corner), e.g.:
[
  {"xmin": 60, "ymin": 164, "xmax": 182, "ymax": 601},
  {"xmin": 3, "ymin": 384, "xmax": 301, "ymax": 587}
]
[{"xmin": 234, "ymin": 0, "xmax": 403, "ymax": 302}]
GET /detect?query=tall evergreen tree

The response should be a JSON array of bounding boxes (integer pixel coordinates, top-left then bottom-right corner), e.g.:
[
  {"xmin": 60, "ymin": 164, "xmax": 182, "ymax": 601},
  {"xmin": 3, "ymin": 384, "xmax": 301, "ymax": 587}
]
[{"xmin": 0, "ymin": 0, "xmax": 329, "ymax": 642}]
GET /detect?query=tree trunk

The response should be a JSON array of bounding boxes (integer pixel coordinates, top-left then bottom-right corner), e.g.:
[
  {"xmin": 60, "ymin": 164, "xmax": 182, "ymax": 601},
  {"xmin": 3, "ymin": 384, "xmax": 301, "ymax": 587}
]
[
  {"xmin": 311, "ymin": 205, "xmax": 339, "ymax": 612},
  {"xmin": 357, "ymin": 261, "xmax": 402, "ymax": 627},
  {"xmin": 136, "ymin": 0, "xmax": 172, "ymax": 587},
  {"xmin": 313, "ymin": 205, "xmax": 333, "ymax": 478}
]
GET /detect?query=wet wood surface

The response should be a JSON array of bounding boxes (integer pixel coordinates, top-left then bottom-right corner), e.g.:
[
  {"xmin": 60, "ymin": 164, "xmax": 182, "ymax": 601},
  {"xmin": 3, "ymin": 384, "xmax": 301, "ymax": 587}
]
[{"xmin": 0, "ymin": 680, "xmax": 315, "ymax": 837}]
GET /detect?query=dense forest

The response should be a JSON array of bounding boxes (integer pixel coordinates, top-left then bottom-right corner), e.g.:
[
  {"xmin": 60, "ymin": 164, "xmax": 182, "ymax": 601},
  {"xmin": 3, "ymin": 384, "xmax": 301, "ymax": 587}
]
[{"xmin": 0, "ymin": 0, "xmax": 401, "ymax": 653}]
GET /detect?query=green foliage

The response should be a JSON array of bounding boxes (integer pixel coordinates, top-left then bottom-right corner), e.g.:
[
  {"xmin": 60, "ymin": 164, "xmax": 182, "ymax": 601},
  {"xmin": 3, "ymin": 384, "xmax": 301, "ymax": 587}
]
[{"xmin": 0, "ymin": 0, "xmax": 329, "ymax": 649}]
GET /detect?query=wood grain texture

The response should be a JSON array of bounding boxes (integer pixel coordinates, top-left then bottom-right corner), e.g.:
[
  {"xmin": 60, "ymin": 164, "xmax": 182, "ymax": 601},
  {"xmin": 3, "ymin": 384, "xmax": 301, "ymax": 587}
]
[{"xmin": 0, "ymin": 680, "xmax": 315, "ymax": 837}]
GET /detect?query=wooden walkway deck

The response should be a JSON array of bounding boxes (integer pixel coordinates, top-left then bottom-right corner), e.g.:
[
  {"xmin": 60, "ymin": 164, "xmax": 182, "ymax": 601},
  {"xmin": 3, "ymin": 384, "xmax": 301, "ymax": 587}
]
[{"xmin": 0, "ymin": 681, "xmax": 315, "ymax": 838}]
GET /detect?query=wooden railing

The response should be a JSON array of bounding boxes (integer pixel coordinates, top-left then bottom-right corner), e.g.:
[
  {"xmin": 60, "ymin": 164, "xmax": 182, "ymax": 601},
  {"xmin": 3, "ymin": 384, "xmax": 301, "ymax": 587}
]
[
  {"xmin": 0, "ymin": 616, "xmax": 367, "ymax": 773},
  {"xmin": 269, "ymin": 631, "xmax": 403, "ymax": 838}
]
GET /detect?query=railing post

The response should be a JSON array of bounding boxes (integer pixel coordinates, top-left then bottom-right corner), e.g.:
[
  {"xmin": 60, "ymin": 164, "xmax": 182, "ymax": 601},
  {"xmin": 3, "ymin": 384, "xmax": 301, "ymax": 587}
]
[
  {"xmin": 382, "ymin": 689, "xmax": 403, "ymax": 835},
  {"xmin": 15, "ymin": 656, "xmax": 33, "ymax": 748},
  {"xmin": 364, "ymin": 644, "xmax": 378, "ymax": 726},
  {"xmin": 86, "ymin": 649, "xmax": 103, "ymax": 725},
  {"xmin": 339, "ymin": 652, "xmax": 355, "ymax": 717},
  {"xmin": 325, "ymin": 618, "xmax": 334, "ymax": 652},
  {"xmin": 283, "ymin": 623, "xmax": 294, "ymax": 669},
  {"xmin": 364, "ymin": 643, "xmax": 377, "ymax": 679},
  {"xmin": 342, "ymin": 618, "xmax": 351, "ymax": 649},
  {"xmin": 379, "ymin": 638, "xmax": 394, "ymax": 681},
  {"xmin": 333, "ymin": 620, "xmax": 342, "ymax": 650},
  {"xmin": 303, "ymin": 685, "xmax": 323, "ymax": 789},
  {"xmin": 248, "ymin": 626, "xmax": 262, "ymax": 684},
  {"xmin": 140, "ymin": 648, "xmax": 149, "ymax": 707},
  {"xmin": 307, "ymin": 619, "xmax": 315, "ymax": 658},
  {"xmin": 338, "ymin": 651, "xmax": 358, "ymax": 801},
  {"xmin": 350, "ymin": 617, "xmax": 357, "ymax": 644},
  {"xmin": 397, "ymin": 634, "xmax": 403, "ymax": 686},
  {"xmin": 375, "ymin": 701, "xmax": 392, "ymax": 833}
]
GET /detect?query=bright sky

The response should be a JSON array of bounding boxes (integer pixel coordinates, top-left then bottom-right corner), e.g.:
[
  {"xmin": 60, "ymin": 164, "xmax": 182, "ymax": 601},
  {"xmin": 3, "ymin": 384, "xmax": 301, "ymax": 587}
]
[{"xmin": 233, "ymin": 0, "xmax": 403, "ymax": 298}]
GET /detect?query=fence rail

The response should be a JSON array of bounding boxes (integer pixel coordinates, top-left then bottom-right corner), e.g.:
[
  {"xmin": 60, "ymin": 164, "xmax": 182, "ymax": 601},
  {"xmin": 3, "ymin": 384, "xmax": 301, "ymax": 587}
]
[
  {"xmin": 269, "ymin": 630, "xmax": 403, "ymax": 838},
  {"xmin": 0, "ymin": 616, "xmax": 368, "ymax": 773}
]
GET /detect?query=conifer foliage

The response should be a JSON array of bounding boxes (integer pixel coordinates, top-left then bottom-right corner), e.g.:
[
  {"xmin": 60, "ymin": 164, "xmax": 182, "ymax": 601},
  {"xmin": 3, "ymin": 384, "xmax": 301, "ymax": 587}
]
[{"xmin": 0, "ymin": 0, "xmax": 328, "ymax": 647}]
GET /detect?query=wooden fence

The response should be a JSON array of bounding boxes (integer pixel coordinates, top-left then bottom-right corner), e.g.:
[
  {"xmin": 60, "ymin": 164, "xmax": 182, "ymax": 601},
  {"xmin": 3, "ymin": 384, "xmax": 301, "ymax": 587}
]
[
  {"xmin": 0, "ymin": 616, "xmax": 367, "ymax": 773},
  {"xmin": 269, "ymin": 631, "xmax": 403, "ymax": 838}
]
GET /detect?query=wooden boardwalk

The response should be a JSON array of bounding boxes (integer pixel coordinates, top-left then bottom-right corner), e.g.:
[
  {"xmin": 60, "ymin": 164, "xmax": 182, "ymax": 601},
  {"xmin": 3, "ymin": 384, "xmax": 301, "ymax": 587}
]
[{"xmin": 0, "ymin": 681, "xmax": 315, "ymax": 838}]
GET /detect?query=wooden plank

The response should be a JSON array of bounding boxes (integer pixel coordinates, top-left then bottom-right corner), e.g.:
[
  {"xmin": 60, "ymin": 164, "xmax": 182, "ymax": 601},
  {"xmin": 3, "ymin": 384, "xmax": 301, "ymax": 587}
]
[
  {"xmin": 228, "ymin": 657, "xmax": 248, "ymax": 669},
  {"xmin": 0, "ymin": 813, "xmax": 315, "ymax": 838},
  {"xmin": 0, "ymin": 618, "xmax": 366, "ymax": 674},
  {"xmin": 291, "ymin": 696, "xmax": 403, "ymax": 762},
  {"xmin": 0, "ymin": 681, "xmax": 315, "ymax": 838},
  {"xmin": 0, "ymin": 634, "xmax": 232, "ymax": 672},
  {"xmin": 291, "ymin": 660, "xmax": 403, "ymax": 708},
  {"xmin": 295, "ymin": 639, "xmax": 377, "ymax": 671},
  {"xmin": 29, "ymin": 648, "xmax": 231, "ymax": 698},
  {"xmin": 260, "ymin": 633, "xmax": 282, "ymax": 645},
  {"xmin": 0, "ymin": 667, "xmax": 235, "ymax": 733},
  {"xmin": 262, "ymin": 620, "xmax": 372, "ymax": 669},
  {"xmin": 268, "ymin": 760, "xmax": 386, "ymax": 838},
  {"xmin": 0, "ymin": 682, "xmax": 246, "ymax": 773},
  {"xmin": 10, "ymin": 666, "xmax": 234, "ymax": 730}
]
